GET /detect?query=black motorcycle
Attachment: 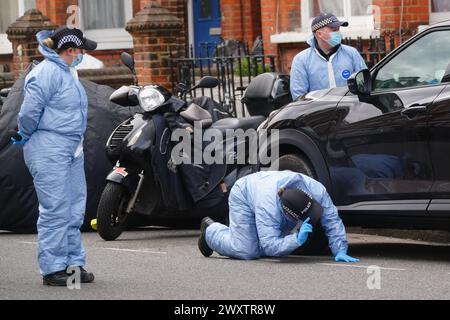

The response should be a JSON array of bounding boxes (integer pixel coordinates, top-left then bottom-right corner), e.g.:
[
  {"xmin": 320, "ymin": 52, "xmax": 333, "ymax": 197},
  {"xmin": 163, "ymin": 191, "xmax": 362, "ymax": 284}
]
[{"xmin": 96, "ymin": 53, "xmax": 271, "ymax": 241}]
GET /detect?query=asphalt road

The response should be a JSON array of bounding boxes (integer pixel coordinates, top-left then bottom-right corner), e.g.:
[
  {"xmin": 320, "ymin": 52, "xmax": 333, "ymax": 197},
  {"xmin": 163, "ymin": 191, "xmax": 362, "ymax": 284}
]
[{"xmin": 0, "ymin": 228, "xmax": 449, "ymax": 300}]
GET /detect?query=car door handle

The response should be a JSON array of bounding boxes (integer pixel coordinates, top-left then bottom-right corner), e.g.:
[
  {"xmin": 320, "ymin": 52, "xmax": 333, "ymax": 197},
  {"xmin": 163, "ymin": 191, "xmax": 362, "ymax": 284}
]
[{"xmin": 401, "ymin": 105, "xmax": 428, "ymax": 119}]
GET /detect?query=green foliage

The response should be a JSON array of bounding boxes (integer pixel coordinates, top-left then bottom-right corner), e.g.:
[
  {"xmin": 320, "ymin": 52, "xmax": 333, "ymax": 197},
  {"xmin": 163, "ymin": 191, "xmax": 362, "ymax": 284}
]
[{"xmin": 235, "ymin": 58, "xmax": 269, "ymax": 77}]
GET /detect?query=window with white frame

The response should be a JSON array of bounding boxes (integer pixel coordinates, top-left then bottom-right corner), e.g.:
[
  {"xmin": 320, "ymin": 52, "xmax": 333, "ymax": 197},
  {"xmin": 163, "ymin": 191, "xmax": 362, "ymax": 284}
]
[
  {"xmin": 430, "ymin": 0, "xmax": 450, "ymax": 25},
  {"xmin": 0, "ymin": 0, "xmax": 36, "ymax": 54},
  {"xmin": 79, "ymin": 0, "xmax": 133, "ymax": 50},
  {"xmin": 271, "ymin": 0, "xmax": 377, "ymax": 44},
  {"xmin": 301, "ymin": 0, "xmax": 375, "ymax": 35}
]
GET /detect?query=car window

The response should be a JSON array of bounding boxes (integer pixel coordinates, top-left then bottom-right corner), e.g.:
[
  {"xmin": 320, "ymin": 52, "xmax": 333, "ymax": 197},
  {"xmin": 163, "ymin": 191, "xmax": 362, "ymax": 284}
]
[{"xmin": 374, "ymin": 30, "xmax": 450, "ymax": 91}]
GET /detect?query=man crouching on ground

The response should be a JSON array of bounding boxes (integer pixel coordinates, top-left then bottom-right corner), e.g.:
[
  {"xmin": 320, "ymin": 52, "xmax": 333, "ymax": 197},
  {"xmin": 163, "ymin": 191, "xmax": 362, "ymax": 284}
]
[{"xmin": 198, "ymin": 171, "xmax": 359, "ymax": 262}]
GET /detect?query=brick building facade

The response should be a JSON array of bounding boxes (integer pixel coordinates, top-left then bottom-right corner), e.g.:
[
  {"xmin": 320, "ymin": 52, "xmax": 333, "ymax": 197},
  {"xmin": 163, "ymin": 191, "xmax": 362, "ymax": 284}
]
[
  {"xmin": 0, "ymin": 0, "xmax": 449, "ymax": 84},
  {"xmin": 225, "ymin": 0, "xmax": 437, "ymax": 72}
]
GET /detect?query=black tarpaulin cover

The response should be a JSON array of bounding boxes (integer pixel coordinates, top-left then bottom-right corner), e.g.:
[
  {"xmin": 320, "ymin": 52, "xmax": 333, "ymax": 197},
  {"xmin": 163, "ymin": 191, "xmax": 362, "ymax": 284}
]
[{"xmin": 0, "ymin": 65, "xmax": 139, "ymax": 232}]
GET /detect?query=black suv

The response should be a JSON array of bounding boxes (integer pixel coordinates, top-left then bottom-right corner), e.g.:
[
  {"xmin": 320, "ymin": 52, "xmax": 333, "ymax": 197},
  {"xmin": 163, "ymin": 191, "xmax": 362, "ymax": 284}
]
[{"xmin": 249, "ymin": 21, "xmax": 450, "ymax": 250}]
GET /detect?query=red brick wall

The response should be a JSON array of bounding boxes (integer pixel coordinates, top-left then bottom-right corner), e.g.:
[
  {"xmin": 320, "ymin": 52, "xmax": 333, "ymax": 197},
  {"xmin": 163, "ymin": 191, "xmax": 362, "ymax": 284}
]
[
  {"xmin": 277, "ymin": 0, "xmax": 301, "ymax": 33},
  {"xmin": 36, "ymin": 0, "xmax": 79, "ymax": 26},
  {"xmin": 221, "ymin": 0, "xmax": 243, "ymax": 40},
  {"xmin": 139, "ymin": 0, "xmax": 187, "ymax": 32},
  {"xmin": 90, "ymin": 49, "xmax": 134, "ymax": 67},
  {"xmin": 251, "ymin": 0, "xmax": 262, "ymax": 43},
  {"xmin": 161, "ymin": 0, "xmax": 188, "ymax": 56},
  {"xmin": 265, "ymin": 0, "xmax": 430, "ymax": 72},
  {"xmin": 260, "ymin": 0, "xmax": 276, "ymax": 60},
  {"xmin": 261, "ymin": 0, "xmax": 301, "ymax": 69},
  {"xmin": 133, "ymin": 0, "xmax": 141, "ymax": 15},
  {"xmin": 159, "ymin": 0, "xmax": 186, "ymax": 19},
  {"xmin": 140, "ymin": 0, "xmax": 187, "ymax": 57},
  {"xmin": 278, "ymin": 42, "xmax": 309, "ymax": 74},
  {"xmin": 373, "ymin": 0, "xmax": 429, "ymax": 32},
  {"xmin": 245, "ymin": 0, "xmax": 262, "ymax": 45}
]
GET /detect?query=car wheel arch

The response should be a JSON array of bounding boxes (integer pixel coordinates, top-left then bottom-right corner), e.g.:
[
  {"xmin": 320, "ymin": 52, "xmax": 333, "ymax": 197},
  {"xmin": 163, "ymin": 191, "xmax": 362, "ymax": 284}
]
[{"xmin": 258, "ymin": 128, "xmax": 332, "ymax": 190}]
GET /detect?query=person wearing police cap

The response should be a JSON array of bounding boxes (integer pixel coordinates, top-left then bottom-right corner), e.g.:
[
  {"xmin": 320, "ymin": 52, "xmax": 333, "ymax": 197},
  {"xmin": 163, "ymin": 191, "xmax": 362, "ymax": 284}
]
[
  {"xmin": 198, "ymin": 171, "xmax": 358, "ymax": 262},
  {"xmin": 13, "ymin": 27, "xmax": 97, "ymax": 286},
  {"xmin": 290, "ymin": 13, "xmax": 367, "ymax": 101}
]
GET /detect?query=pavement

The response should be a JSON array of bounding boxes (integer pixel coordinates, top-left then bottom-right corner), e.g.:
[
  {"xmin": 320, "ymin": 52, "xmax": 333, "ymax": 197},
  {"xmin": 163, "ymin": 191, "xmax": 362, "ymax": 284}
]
[{"xmin": 0, "ymin": 229, "xmax": 449, "ymax": 300}]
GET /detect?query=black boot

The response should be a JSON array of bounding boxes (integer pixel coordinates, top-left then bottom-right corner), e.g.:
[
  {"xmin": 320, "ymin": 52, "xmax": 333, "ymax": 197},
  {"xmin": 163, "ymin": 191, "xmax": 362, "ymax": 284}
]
[
  {"xmin": 43, "ymin": 271, "xmax": 69, "ymax": 287},
  {"xmin": 67, "ymin": 267, "xmax": 95, "ymax": 283},
  {"xmin": 198, "ymin": 217, "xmax": 215, "ymax": 257}
]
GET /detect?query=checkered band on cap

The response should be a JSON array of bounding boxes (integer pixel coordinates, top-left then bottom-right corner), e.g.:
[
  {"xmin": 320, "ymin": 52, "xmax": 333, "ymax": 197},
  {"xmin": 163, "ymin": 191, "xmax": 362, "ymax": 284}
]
[
  {"xmin": 312, "ymin": 17, "xmax": 335, "ymax": 32},
  {"xmin": 57, "ymin": 35, "xmax": 83, "ymax": 49}
]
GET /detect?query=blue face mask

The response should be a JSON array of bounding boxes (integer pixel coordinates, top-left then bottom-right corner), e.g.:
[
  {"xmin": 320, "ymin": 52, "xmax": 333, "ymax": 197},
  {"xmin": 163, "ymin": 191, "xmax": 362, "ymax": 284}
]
[
  {"xmin": 327, "ymin": 31, "xmax": 342, "ymax": 47},
  {"xmin": 71, "ymin": 53, "xmax": 84, "ymax": 68}
]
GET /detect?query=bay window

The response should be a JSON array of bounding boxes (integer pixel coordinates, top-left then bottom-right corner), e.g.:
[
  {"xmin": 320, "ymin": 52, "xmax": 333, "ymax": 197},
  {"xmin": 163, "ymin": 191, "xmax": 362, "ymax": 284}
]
[
  {"xmin": 303, "ymin": 0, "xmax": 374, "ymax": 33},
  {"xmin": 430, "ymin": 0, "xmax": 450, "ymax": 24},
  {"xmin": 79, "ymin": 0, "xmax": 133, "ymax": 50},
  {"xmin": 272, "ymin": 0, "xmax": 377, "ymax": 44}
]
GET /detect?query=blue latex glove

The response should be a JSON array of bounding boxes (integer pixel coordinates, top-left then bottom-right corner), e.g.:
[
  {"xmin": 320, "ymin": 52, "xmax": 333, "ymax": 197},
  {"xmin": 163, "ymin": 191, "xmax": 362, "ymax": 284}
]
[
  {"xmin": 297, "ymin": 218, "xmax": 313, "ymax": 246},
  {"xmin": 335, "ymin": 250, "xmax": 360, "ymax": 263},
  {"xmin": 11, "ymin": 131, "xmax": 26, "ymax": 146}
]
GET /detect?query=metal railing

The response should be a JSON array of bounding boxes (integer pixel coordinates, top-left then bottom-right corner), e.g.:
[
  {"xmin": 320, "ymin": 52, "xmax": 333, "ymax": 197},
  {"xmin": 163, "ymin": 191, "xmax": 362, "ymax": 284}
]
[
  {"xmin": 170, "ymin": 40, "xmax": 276, "ymax": 118},
  {"xmin": 170, "ymin": 34, "xmax": 399, "ymax": 117},
  {"xmin": 344, "ymin": 33, "xmax": 397, "ymax": 69}
]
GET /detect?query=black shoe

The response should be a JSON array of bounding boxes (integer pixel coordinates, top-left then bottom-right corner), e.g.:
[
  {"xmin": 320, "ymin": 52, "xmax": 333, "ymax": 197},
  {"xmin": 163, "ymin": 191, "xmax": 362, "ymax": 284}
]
[
  {"xmin": 198, "ymin": 217, "xmax": 215, "ymax": 257},
  {"xmin": 67, "ymin": 267, "xmax": 95, "ymax": 283},
  {"xmin": 80, "ymin": 267, "xmax": 95, "ymax": 283},
  {"xmin": 43, "ymin": 270, "xmax": 69, "ymax": 287}
]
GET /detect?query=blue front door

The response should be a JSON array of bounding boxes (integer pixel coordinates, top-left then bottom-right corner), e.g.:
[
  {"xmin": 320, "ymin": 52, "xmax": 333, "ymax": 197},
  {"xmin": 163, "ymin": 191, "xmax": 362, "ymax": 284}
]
[{"xmin": 193, "ymin": 0, "xmax": 221, "ymax": 58}]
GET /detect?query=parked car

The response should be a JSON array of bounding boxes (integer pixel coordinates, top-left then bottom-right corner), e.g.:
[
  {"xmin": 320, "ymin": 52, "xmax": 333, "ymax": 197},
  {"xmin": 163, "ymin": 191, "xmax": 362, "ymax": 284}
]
[{"xmin": 254, "ymin": 20, "xmax": 450, "ymax": 253}]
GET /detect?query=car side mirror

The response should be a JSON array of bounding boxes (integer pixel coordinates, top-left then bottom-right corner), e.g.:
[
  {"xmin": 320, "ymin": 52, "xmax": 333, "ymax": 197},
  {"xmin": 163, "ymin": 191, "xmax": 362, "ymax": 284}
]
[{"xmin": 348, "ymin": 69, "xmax": 372, "ymax": 96}]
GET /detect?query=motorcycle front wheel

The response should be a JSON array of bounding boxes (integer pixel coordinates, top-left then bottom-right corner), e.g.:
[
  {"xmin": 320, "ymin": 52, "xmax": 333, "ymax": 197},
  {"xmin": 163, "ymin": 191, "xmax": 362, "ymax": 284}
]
[{"xmin": 97, "ymin": 182, "xmax": 131, "ymax": 241}]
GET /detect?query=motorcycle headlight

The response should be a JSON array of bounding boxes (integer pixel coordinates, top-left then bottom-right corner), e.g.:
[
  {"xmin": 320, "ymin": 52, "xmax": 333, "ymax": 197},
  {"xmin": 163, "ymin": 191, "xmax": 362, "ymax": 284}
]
[{"xmin": 138, "ymin": 86, "xmax": 166, "ymax": 112}]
